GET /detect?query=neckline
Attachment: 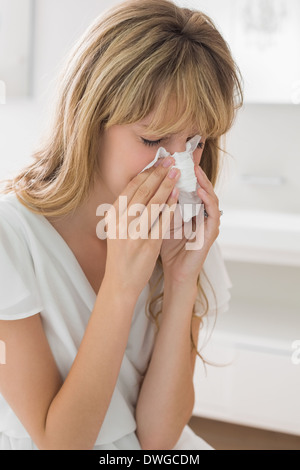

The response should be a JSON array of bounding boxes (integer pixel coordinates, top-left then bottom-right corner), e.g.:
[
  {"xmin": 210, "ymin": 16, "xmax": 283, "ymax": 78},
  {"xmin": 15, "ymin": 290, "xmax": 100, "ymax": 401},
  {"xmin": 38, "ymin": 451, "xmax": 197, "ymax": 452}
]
[
  {"xmin": 40, "ymin": 213, "xmax": 150, "ymax": 325},
  {"xmin": 4, "ymin": 192, "xmax": 152, "ymax": 314}
]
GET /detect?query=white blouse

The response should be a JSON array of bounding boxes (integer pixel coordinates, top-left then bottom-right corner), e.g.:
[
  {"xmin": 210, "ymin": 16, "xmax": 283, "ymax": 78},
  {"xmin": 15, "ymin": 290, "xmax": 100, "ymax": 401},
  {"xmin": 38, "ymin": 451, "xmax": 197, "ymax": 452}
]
[{"xmin": 0, "ymin": 192, "xmax": 231, "ymax": 450}]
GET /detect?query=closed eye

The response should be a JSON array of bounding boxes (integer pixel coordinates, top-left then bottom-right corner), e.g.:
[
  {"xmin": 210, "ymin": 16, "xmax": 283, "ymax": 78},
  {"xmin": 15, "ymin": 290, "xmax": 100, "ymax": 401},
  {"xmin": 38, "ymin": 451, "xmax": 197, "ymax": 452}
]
[
  {"xmin": 141, "ymin": 136, "xmax": 204, "ymax": 149},
  {"xmin": 141, "ymin": 138, "xmax": 162, "ymax": 147}
]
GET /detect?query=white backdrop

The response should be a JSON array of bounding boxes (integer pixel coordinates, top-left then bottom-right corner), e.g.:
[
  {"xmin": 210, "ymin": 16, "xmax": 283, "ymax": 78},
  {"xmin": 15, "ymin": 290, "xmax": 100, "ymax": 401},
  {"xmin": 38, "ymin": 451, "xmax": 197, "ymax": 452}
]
[
  {"xmin": 178, "ymin": 0, "xmax": 300, "ymax": 104},
  {"xmin": 0, "ymin": 0, "xmax": 299, "ymax": 215},
  {"xmin": 0, "ymin": 0, "xmax": 33, "ymax": 98}
]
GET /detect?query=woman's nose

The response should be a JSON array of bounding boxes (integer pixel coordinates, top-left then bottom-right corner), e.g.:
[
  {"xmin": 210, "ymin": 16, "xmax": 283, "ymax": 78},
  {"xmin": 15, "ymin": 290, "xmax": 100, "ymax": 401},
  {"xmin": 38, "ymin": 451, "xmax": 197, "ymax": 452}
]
[{"xmin": 165, "ymin": 139, "xmax": 187, "ymax": 155}]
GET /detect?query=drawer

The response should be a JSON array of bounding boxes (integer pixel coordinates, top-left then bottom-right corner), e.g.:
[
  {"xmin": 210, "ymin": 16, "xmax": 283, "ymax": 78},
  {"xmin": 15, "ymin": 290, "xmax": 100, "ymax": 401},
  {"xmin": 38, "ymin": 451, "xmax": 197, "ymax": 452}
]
[{"xmin": 193, "ymin": 340, "xmax": 300, "ymax": 435}]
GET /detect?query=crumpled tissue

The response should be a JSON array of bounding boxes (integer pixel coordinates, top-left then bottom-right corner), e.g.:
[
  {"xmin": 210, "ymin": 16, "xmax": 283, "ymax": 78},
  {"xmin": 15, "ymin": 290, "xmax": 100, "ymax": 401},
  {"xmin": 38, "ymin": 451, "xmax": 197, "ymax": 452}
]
[{"xmin": 140, "ymin": 135, "xmax": 203, "ymax": 222}]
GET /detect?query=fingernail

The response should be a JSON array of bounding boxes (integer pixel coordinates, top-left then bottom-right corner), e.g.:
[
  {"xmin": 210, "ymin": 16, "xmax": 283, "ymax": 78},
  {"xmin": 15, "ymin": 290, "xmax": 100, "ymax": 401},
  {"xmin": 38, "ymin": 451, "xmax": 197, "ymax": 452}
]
[
  {"xmin": 154, "ymin": 159, "xmax": 162, "ymax": 167},
  {"xmin": 163, "ymin": 157, "xmax": 174, "ymax": 168},
  {"xmin": 171, "ymin": 187, "xmax": 179, "ymax": 198},
  {"xmin": 168, "ymin": 168, "xmax": 179, "ymax": 179}
]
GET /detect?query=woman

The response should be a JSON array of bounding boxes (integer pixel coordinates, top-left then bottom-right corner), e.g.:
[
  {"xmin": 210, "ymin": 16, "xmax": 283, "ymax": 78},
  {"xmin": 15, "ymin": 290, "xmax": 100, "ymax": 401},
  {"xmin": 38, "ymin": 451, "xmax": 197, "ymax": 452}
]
[{"xmin": 0, "ymin": 0, "xmax": 242, "ymax": 450}]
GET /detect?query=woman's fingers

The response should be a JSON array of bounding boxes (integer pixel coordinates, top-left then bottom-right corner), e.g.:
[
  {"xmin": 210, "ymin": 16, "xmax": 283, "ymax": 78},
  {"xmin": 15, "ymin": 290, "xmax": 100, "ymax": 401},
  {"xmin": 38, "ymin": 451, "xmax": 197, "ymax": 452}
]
[
  {"xmin": 194, "ymin": 165, "xmax": 221, "ymax": 243},
  {"xmin": 145, "ymin": 167, "xmax": 180, "ymax": 223},
  {"xmin": 148, "ymin": 185, "xmax": 179, "ymax": 241},
  {"xmin": 112, "ymin": 157, "xmax": 174, "ymax": 218},
  {"xmin": 128, "ymin": 157, "xmax": 176, "ymax": 207},
  {"xmin": 197, "ymin": 186, "xmax": 220, "ymax": 219},
  {"xmin": 195, "ymin": 165, "xmax": 218, "ymax": 202},
  {"xmin": 197, "ymin": 186, "xmax": 220, "ymax": 247},
  {"xmin": 136, "ymin": 166, "xmax": 181, "ymax": 239},
  {"xmin": 108, "ymin": 160, "xmax": 221, "ymax": 244},
  {"xmin": 108, "ymin": 157, "xmax": 181, "ymax": 241},
  {"xmin": 195, "ymin": 164, "xmax": 220, "ymax": 219},
  {"xmin": 125, "ymin": 158, "xmax": 181, "ymax": 235}
]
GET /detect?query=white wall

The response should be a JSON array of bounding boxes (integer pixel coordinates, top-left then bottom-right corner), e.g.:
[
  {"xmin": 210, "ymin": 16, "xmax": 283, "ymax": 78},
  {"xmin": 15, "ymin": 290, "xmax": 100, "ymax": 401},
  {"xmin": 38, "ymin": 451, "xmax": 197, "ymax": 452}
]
[
  {"xmin": 1, "ymin": 0, "xmax": 299, "ymax": 218},
  {"xmin": 0, "ymin": 0, "xmax": 120, "ymax": 179},
  {"xmin": 222, "ymin": 103, "xmax": 300, "ymax": 214},
  {"xmin": 33, "ymin": 0, "xmax": 121, "ymax": 107}
]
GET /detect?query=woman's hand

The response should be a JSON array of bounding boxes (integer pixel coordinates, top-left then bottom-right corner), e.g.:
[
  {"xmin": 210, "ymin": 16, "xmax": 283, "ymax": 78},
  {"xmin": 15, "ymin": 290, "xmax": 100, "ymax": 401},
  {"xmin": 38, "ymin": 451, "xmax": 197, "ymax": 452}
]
[
  {"xmin": 102, "ymin": 157, "xmax": 180, "ymax": 299},
  {"xmin": 160, "ymin": 164, "xmax": 221, "ymax": 285}
]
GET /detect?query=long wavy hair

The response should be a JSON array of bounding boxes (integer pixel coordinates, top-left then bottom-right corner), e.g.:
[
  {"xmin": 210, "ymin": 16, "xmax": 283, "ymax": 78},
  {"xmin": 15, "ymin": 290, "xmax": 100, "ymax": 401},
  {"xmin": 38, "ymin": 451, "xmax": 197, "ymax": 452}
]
[{"xmin": 2, "ymin": 0, "xmax": 243, "ymax": 360}]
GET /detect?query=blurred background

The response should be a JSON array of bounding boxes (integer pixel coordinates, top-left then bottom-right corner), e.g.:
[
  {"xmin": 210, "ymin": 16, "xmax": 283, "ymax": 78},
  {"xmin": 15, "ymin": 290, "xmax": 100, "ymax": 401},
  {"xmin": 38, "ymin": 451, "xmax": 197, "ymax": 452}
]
[{"xmin": 0, "ymin": 0, "xmax": 299, "ymax": 449}]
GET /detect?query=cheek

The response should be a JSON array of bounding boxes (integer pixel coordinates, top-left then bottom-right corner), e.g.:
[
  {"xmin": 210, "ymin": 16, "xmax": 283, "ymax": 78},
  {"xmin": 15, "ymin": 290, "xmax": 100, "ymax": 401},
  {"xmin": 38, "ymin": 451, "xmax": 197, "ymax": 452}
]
[
  {"xmin": 99, "ymin": 131, "xmax": 158, "ymax": 185},
  {"xmin": 106, "ymin": 148, "xmax": 148, "ymax": 190},
  {"xmin": 128, "ymin": 148, "xmax": 159, "ymax": 176}
]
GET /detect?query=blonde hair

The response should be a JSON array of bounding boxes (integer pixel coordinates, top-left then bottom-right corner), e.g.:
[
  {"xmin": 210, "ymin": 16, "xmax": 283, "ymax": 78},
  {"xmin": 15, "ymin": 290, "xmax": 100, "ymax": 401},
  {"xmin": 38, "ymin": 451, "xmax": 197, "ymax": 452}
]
[{"xmin": 2, "ymin": 0, "xmax": 243, "ymax": 359}]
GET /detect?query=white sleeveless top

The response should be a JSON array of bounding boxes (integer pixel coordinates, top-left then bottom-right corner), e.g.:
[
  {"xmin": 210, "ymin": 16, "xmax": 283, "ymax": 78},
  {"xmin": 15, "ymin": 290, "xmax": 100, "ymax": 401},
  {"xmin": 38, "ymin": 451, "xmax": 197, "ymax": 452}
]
[{"xmin": 0, "ymin": 192, "xmax": 231, "ymax": 450}]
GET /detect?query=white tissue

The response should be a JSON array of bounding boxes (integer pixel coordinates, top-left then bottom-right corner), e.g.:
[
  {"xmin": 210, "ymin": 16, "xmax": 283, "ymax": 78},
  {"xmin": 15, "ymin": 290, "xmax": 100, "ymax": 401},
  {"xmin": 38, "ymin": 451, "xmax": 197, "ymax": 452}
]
[{"xmin": 140, "ymin": 135, "xmax": 203, "ymax": 222}]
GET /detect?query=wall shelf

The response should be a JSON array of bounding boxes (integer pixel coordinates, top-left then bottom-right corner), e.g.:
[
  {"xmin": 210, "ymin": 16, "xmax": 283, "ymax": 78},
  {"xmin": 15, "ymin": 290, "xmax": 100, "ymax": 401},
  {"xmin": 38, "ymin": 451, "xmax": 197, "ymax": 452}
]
[
  {"xmin": 218, "ymin": 210, "xmax": 300, "ymax": 267},
  {"xmin": 210, "ymin": 300, "xmax": 299, "ymax": 355}
]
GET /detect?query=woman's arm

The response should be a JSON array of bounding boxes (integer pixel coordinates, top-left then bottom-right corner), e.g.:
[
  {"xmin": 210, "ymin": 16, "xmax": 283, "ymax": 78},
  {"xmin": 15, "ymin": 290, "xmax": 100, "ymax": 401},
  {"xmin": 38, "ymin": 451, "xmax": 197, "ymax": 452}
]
[
  {"xmin": 136, "ymin": 157, "xmax": 222, "ymax": 450},
  {"xmin": 0, "ymin": 160, "xmax": 181, "ymax": 450},
  {"xmin": 135, "ymin": 277, "xmax": 200, "ymax": 450},
  {"xmin": 0, "ymin": 276, "xmax": 138, "ymax": 450}
]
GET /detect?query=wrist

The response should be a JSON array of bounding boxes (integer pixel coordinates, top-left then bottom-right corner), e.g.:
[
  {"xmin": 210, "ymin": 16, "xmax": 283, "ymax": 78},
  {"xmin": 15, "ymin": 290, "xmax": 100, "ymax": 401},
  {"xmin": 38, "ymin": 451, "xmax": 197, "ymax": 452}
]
[
  {"xmin": 163, "ymin": 274, "xmax": 198, "ymax": 301},
  {"xmin": 163, "ymin": 272, "xmax": 198, "ymax": 293},
  {"xmin": 101, "ymin": 274, "xmax": 139, "ymax": 309},
  {"xmin": 161, "ymin": 277, "xmax": 198, "ymax": 322}
]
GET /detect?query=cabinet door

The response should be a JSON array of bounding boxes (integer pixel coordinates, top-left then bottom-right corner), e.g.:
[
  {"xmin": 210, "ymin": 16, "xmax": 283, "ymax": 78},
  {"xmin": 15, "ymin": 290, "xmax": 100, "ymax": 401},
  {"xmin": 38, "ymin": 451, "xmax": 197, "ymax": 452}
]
[{"xmin": 193, "ymin": 342, "xmax": 300, "ymax": 435}]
